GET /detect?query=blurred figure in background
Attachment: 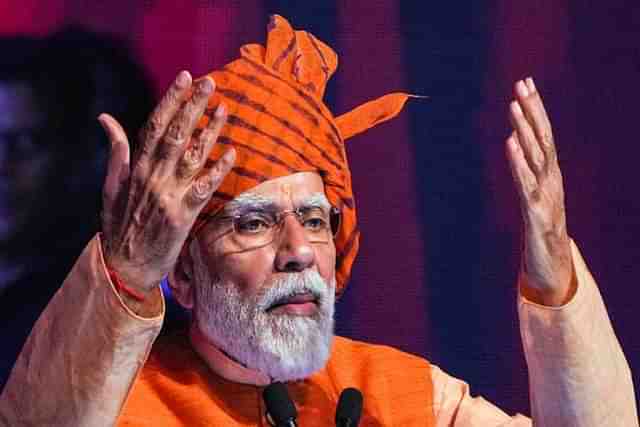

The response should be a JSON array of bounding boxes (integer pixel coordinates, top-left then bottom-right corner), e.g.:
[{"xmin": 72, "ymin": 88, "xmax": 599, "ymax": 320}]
[{"xmin": 0, "ymin": 27, "xmax": 155, "ymax": 389}]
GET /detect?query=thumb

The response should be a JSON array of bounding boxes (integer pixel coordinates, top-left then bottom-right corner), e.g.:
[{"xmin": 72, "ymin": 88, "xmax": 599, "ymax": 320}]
[{"xmin": 99, "ymin": 113, "xmax": 130, "ymax": 214}]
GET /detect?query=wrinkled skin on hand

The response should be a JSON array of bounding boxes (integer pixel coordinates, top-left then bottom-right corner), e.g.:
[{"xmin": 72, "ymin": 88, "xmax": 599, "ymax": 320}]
[
  {"xmin": 98, "ymin": 71, "xmax": 236, "ymax": 296},
  {"xmin": 506, "ymin": 77, "xmax": 575, "ymax": 307}
]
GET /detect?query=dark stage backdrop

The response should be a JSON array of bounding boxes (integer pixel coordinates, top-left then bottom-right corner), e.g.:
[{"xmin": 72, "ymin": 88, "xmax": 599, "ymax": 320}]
[{"xmin": 2, "ymin": 0, "xmax": 639, "ymax": 415}]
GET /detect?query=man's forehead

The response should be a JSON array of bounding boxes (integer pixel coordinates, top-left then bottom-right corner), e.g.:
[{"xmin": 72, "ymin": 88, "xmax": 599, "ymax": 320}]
[{"xmin": 225, "ymin": 172, "xmax": 329, "ymax": 211}]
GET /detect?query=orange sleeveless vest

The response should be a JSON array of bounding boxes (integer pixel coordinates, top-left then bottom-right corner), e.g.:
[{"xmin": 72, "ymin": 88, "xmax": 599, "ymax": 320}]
[{"xmin": 118, "ymin": 335, "xmax": 435, "ymax": 426}]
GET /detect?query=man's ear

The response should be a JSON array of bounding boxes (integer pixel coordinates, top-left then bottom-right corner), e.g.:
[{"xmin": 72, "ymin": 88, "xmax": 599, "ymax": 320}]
[{"xmin": 169, "ymin": 248, "xmax": 195, "ymax": 310}]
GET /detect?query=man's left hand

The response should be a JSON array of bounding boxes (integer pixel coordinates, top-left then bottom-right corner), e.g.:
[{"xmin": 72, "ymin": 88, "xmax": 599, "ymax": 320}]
[{"xmin": 506, "ymin": 77, "xmax": 575, "ymax": 307}]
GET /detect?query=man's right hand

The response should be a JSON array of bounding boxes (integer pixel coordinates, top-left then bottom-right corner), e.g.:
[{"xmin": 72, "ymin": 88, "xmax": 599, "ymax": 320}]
[{"xmin": 98, "ymin": 71, "xmax": 235, "ymax": 297}]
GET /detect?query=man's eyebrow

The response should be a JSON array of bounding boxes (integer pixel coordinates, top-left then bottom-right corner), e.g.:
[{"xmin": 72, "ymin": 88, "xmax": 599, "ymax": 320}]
[
  {"xmin": 297, "ymin": 193, "xmax": 331, "ymax": 210},
  {"xmin": 224, "ymin": 193, "xmax": 278, "ymax": 217},
  {"xmin": 223, "ymin": 192, "xmax": 331, "ymax": 217}
]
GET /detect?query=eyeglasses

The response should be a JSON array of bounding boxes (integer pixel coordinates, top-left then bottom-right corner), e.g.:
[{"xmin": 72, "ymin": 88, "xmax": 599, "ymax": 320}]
[{"xmin": 215, "ymin": 205, "xmax": 342, "ymax": 251}]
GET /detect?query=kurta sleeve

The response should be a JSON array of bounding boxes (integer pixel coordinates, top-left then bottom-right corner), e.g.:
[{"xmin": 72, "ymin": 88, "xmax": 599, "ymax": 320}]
[
  {"xmin": 0, "ymin": 234, "xmax": 165, "ymax": 427},
  {"xmin": 432, "ymin": 239, "xmax": 638, "ymax": 426},
  {"xmin": 519, "ymin": 240, "xmax": 637, "ymax": 426}
]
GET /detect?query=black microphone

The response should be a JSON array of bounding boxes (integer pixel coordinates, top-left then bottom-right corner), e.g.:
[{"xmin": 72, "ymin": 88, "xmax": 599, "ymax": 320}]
[
  {"xmin": 263, "ymin": 382, "xmax": 297, "ymax": 427},
  {"xmin": 335, "ymin": 387, "xmax": 363, "ymax": 427}
]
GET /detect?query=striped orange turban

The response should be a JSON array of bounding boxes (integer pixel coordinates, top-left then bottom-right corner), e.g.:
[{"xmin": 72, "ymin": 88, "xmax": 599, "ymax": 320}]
[{"xmin": 192, "ymin": 15, "xmax": 412, "ymax": 295}]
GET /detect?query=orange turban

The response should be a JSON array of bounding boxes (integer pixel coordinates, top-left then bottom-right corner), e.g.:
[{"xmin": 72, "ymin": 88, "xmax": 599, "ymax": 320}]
[{"xmin": 192, "ymin": 15, "xmax": 412, "ymax": 295}]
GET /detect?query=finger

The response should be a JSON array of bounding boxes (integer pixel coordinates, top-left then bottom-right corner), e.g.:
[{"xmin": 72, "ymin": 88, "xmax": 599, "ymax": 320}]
[
  {"xmin": 515, "ymin": 78, "xmax": 557, "ymax": 166},
  {"xmin": 99, "ymin": 113, "xmax": 130, "ymax": 212},
  {"xmin": 506, "ymin": 132, "xmax": 537, "ymax": 202},
  {"xmin": 138, "ymin": 71, "xmax": 192, "ymax": 156},
  {"xmin": 177, "ymin": 103, "xmax": 227, "ymax": 180},
  {"xmin": 158, "ymin": 77, "xmax": 215, "ymax": 162},
  {"xmin": 509, "ymin": 100, "xmax": 545, "ymax": 176},
  {"xmin": 184, "ymin": 147, "xmax": 236, "ymax": 209}
]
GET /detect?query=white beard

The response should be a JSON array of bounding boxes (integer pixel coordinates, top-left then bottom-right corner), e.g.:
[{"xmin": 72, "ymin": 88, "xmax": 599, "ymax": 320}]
[{"xmin": 191, "ymin": 245, "xmax": 335, "ymax": 382}]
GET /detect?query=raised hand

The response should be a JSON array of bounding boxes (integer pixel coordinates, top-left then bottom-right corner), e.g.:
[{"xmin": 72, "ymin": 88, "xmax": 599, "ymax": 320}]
[
  {"xmin": 98, "ymin": 71, "xmax": 236, "ymax": 299},
  {"xmin": 506, "ymin": 77, "xmax": 575, "ymax": 306}
]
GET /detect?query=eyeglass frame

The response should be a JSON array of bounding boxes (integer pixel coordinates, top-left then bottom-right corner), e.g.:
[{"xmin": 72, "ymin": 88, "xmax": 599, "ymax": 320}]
[{"xmin": 210, "ymin": 204, "xmax": 342, "ymax": 248}]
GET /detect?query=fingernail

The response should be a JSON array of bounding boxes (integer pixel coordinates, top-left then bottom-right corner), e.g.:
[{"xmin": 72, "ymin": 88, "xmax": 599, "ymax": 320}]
[
  {"xmin": 526, "ymin": 77, "xmax": 536, "ymax": 92},
  {"xmin": 508, "ymin": 136, "xmax": 519, "ymax": 151},
  {"xmin": 176, "ymin": 71, "xmax": 191, "ymax": 88},
  {"xmin": 222, "ymin": 148, "xmax": 236, "ymax": 164},
  {"xmin": 215, "ymin": 103, "xmax": 226, "ymax": 118},
  {"xmin": 516, "ymin": 80, "xmax": 529, "ymax": 97},
  {"xmin": 97, "ymin": 114, "xmax": 110, "ymax": 132},
  {"xmin": 511, "ymin": 101, "xmax": 524, "ymax": 116},
  {"xmin": 199, "ymin": 77, "xmax": 214, "ymax": 94},
  {"xmin": 97, "ymin": 114, "xmax": 115, "ymax": 143}
]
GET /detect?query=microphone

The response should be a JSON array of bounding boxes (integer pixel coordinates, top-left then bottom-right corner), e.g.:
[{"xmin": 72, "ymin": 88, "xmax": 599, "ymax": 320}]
[
  {"xmin": 263, "ymin": 382, "xmax": 297, "ymax": 427},
  {"xmin": 335, "ymin": 387, "xmax": 363, "ymax": 427}
]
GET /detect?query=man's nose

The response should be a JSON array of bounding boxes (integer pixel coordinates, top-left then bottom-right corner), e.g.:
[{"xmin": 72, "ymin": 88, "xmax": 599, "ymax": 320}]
[{"xmin": 274, "ymin": 215, "xmax": 315, "ymax": 272}]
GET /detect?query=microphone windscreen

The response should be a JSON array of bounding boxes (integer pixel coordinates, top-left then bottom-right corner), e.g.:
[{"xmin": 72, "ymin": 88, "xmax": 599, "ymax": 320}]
[
  {"xmin": 335, "ymin": 387, "xmax": 363, "ymax": 425},
  {"xmin": 263, "ymin": 382, "xmax": 297, "ymax": 424}
]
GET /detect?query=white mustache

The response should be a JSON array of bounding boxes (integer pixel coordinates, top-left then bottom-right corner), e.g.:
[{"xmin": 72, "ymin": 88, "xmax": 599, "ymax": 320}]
[{"xmin": 256, "ymin": 270, "xmax": 330, "ymax": 312}]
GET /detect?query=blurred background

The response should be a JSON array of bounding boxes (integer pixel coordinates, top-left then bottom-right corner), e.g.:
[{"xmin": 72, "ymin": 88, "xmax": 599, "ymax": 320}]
[{"xmin": 1, "ymin": 0, "xmax": 639, "ymax": 415}]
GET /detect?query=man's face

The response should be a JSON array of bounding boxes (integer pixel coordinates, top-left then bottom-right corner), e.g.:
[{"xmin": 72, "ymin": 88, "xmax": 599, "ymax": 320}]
[
  {"xmin": 189, "ymin": 172, "xmax": 337, "ymax": 381},
  {"xmin": 0, "ymin": 82, "xmax": 49, "ymax": 243}
]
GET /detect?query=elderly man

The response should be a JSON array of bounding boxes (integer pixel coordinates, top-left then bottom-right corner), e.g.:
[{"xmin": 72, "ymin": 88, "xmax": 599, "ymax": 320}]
[{"xmin": 0, "ymin": 15, "xmax": 636, "ymax": 426}]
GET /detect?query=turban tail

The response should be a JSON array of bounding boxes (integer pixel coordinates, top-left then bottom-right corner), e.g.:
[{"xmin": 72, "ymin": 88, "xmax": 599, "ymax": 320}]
[{"xmin": 191, "ymin": 15, "xmax": 412, "ymax": 295}]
